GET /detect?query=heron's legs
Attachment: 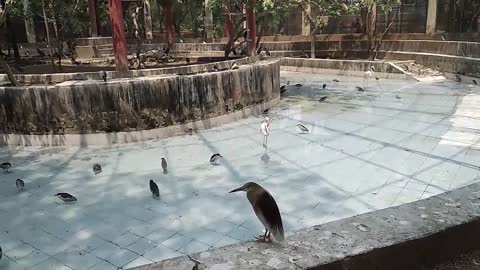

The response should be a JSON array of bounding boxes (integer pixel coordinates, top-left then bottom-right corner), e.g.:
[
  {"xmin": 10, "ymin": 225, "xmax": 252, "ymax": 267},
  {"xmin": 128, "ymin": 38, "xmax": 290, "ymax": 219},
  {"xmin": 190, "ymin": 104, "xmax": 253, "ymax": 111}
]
[{"xmin": 255, "ymin": 229, "xmax": 271, "ymax": 243}]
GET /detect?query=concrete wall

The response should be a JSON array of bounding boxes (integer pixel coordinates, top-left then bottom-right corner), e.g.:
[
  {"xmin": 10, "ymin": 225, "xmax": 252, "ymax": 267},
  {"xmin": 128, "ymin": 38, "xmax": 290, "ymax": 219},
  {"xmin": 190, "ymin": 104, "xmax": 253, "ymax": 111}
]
[
  {"xmin": 0, "ymin": 60, "xmax": 279, "ymax": 135},
  {"xmin": 279, "ymin": 58, "xmax": 403, "ymax": 74},
  {"xmin": 0, "ymin": 58, "xmax": 255, "ymax": 85}
]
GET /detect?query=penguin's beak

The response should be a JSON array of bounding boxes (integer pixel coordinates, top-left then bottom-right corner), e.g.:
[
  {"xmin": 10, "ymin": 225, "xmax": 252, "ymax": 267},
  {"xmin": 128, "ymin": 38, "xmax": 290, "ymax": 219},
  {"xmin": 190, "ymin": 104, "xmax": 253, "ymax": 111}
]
[{"xmin": 229, "ymin": 186, "xmax": 245, "ymax": 193}]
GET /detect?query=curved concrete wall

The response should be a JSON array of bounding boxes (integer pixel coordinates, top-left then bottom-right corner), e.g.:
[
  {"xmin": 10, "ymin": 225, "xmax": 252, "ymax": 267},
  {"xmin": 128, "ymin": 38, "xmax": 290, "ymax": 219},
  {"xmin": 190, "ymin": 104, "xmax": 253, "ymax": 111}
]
[
  {"xmin": 0, "ymin": 57, "xmax": 254, "ymax": 85},
  {"xmin": 0, "ymin": 60, "xmax": 279, "ymax": 136}
]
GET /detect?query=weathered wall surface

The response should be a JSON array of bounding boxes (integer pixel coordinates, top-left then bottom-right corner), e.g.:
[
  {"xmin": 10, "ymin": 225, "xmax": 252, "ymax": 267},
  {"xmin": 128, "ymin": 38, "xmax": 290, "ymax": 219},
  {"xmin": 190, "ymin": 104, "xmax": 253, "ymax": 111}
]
[
  {"xmin": 0, "ymin": 60, "xmax": 279, "ymax": 135},
  {"xmin": 279, "ymin": 58, "xmax": 403, "ymax": 74}
]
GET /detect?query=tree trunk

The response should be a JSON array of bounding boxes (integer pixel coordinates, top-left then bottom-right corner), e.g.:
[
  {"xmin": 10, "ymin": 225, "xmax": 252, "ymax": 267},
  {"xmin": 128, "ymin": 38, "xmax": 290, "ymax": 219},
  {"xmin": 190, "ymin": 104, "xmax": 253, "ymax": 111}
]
[
  {"xmin": 0, "ymin": 55, "xmax": 18, "ymax": 86},
  {"xmin": 366, "ymin": 2, "xmax": 377, "ymax": 60},
  {"xmin": 42, "ymin": 0, "xmax": 56, "ymax": 71},
  {"xmin": 51, "ymin": 10, "xmax": 62, "ymax": 71},
  {"xmin": 88, "ymin": 0, "xmax": 99, "ymax": 36},
  {"xmin": 204, "ymin": 0, "xmax": 214, "ymax": 40},
  {"xmin": 164, "ymin": 0, "xmax": 174, "ymax": 49},
  {"xmin": 108, "ymin": 0, "xmax": 129, "ymax": 75},
  {"xmin": 309, "ymin": 25, "xmax": 318, "ymax": 59},
  {"xmin": 132, "ymin": 2, "xmax": 143, "ymax": 58},
  {"xmin": 246, "ymin": 0, "xmax": 256, "ymax": 57},
  {"xmin": 5, "ymin": 13, "xmax": 20, "ymax": 58},
  {"xmin": 144, "ymin": 0, "xmax": 153, "ymax": 39},
  {"xmin": 23, "ymin": 0, "xmax": 37, "ymax": 43}
]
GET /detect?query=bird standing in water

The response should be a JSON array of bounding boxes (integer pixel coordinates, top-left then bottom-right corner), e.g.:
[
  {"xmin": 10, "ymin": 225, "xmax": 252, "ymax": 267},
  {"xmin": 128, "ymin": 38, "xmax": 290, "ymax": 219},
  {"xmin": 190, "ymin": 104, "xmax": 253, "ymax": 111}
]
[
  {"xmin": 297, "ymin": 123, "xmax": 309, "ymax": 133},
  {"xmin": 16, "ymin": 179, "xmax": 25, "ymax": 191},
  {"xmin": 101, "ymin": 70, "xmax": 107, "ymax": 82},
  {"xmin": 210, "ymin": 154, "xmax": 223, "ymax": 165},
  {"xmin": 230, "ymin": 182, "xmax": 284, "ymax": 243},
  {"xmin": 93, "ymin": 164, "xmax": 102, "ymax": 174},
  {"xmin": 363, "ymin": 66, "xmax": 375, "ymax": 89},
  {"xmin": 149, "ymin": 180, "xmax": 160, "ymax": 199},
  {"xmin": 260, "ymin": 117, "xmax": 270, "ymax": 149},
  {"xmin": 0, "ymin": 162, "xmax": 12, "ymax": 172},
  {"xmin": 355, "ymin": 86, "xmax": 365, "ymax": 92},
  {"xmin": 55, "ymin": 193, "xmax": 77, "ymax": 203},
  {"xmin": 161, "ymin": 158, "xmax": 168, "ymax": 174}
]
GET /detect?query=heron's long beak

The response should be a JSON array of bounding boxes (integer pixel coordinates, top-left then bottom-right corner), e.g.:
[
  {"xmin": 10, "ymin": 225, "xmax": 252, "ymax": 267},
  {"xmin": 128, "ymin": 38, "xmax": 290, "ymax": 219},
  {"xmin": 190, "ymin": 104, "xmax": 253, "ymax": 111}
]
[{"xmin": 229, "ymin": 187, "xmax": 244, "ymax": 193}]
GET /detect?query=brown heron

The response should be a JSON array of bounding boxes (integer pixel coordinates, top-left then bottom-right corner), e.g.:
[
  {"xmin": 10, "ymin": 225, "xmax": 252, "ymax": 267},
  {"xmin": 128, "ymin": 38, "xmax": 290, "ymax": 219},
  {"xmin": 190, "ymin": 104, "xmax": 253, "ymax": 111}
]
[
  {"xmin": 93, "ymin": 164, "xmax": 102, "ymax": 174},
  {"xmin": 0, "ymin": 162, "xmax": 12, "ymax": 173},
  {"xmin": 149, "ymin": 180, "xmax": 160, "ymax": 199},
  {"xmin": 55, "ymin": 193, "xmax": 77, "ymax": 203},
  {"xmin": 161, "ymin": 158, "xmax": 168, "ymax": 174},
  {"xmin": 210, "ymin": 154, "xmax": 222, "ymax": 165},
  {"xmin": 229, "ymin": 182, "xmax": 284, "ymax": 243},
  {"xmin": 16, "ymin": 179, "xmax": 25, "ymax": 191},
  {"xmin": 297, "ymin": 124, "xmax": 309, "ymax": 133}
]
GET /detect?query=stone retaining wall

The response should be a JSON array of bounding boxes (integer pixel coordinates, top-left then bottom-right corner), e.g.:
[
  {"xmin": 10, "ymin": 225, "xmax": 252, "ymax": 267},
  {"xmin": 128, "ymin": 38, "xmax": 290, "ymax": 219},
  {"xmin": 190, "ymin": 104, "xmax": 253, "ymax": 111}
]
[
  {"xmin": 0, "ymin": 57, "xmax": 254, "ymax": 85},
  {"xmin": 0, "ymin": 60, "xmax": 279, "ymax": 136}
]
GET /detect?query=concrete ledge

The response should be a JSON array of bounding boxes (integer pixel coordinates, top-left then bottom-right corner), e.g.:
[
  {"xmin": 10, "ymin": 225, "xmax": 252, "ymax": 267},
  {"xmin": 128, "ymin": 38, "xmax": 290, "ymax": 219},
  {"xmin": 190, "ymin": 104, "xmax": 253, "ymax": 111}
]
[
  {"xmin": 379, "ymin": 51, "xmax": 480, "ymax": 78},
  {"xmin": 130, "ymin": 181, "xmax": 480, "ymax": 270},
  {"xmin": 0, "ymin": 96, "xmax": 279, "ymax": 146},
  {"xmin": 1, "ymin": 57, "xmax": 255, "ymax": 85},
  {"xmin": 279, "ymin": 58, "xmax": 412, "ymax": 80}
]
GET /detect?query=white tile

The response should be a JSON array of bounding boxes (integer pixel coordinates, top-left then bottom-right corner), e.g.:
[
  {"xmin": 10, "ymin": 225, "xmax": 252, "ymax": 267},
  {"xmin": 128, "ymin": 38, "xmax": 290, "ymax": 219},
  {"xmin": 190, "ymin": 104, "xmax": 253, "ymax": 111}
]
[
  {"xmin": 105, "ymin": 248, "xmax": 139, "ymax": 268},
  {"xmin": 90, "ymin": 242, "xmax": 122, "ymax": 260},
  {"xmin": 188, "ymin": 228, "xmax": 224, "ymax": 246},
  {"xmin": 87, "ymin": 260, "xmax": 117, "ymax": 270},
  {"xmin": 0, "ymin": 256, "xmax": 27, "ymax": 270},
  {"xmin": 126, "ymin": 238, "xmax": 157, "ymax": 255},
  {"xmin": 54, "ymin": 248, "xmax": 102, "ymax": 270},
  {"xmin": 212, "ymin": 236, "xmax": 240, "ymax": 248},
  {"xmin": 144, "ymin": 228, "xmax": 176, "ymax": 244},
  {"xmin": 111, "ymin": 232, "xmax": 142, "ymax": 248},
  {"xmin": 205, "ymin": 220, "xmax": 237, "ymax": 235},
  {"xmin": 15, "ymin": 250, "xmax": 50, "ymax": 268},
  {"xmin": 161, "ymin": 233, "xmax": 192, "ymax": 251},
  {"xmin": 227, "ymin": 226, "xmax": 254, "ymax": 242},
  {"xmin": 143, "ymin": 245, "xmax": 182, "ymax": 262},
  {"xmin": 178, "ymin": 240, "xmax": 210, "ymax": 255},
  {"xmin": 5, "ymin": 243, "xmax": 36, "ymax": 260},
  {"xmin": 122, "ymin": 256, "xmax": 154, "ymax": 269},
  {"xmin": 30, "ymin": 257, "xmax": 73, "ymax": 270},
  {"xmin": 68, "ymin": 229, "xmax": 108, "ymax": 252}
]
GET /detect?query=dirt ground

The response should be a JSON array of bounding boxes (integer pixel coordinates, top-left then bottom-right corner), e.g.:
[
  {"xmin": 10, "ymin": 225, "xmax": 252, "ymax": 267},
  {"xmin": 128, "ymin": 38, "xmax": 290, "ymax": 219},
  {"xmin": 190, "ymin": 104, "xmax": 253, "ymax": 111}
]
[{"xmin": 430, "ymin": 250, "xmax": 480, "ymax": 270}]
